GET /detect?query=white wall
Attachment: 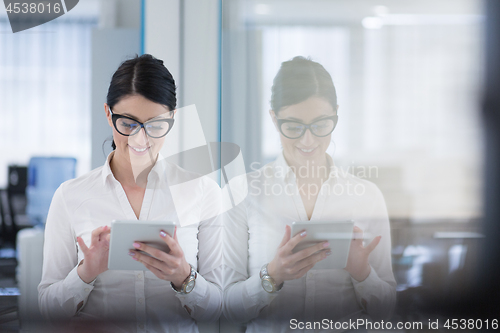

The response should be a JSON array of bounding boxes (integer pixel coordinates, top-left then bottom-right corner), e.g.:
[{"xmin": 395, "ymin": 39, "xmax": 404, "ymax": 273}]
[
  {"xmin": 91, "ymin": 0, "xmax": 141, "ymax": 169},
  {"xmin": 145, "ymin": 0, "xmax": 220, "ymax": 150}
]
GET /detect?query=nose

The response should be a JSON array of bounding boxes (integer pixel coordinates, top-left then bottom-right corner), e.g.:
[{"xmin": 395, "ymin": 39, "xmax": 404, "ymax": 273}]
[
  {"xmin": 130, "ymin": 127, "xmax": 149, "ymax": 147},
  {"xmin": 299, "ymin": 128, "xmax": 315, "ymax": 146}
]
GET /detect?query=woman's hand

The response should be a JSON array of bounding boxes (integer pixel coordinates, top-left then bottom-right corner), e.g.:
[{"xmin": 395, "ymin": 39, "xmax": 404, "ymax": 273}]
[
  {"xmin": 129, "ymin": 227, "xmax": 191, "ymax": 289},
  {"xmin": 267, "ymin": 225, "xmax": 330, "ymax": 286},
  {"xmin": 344, "ymin": 226, "xmax": 381, "ymax": 282},
  {"xmin": 77, "ymin": 225, "xmax": 111, "ymax": 284}
]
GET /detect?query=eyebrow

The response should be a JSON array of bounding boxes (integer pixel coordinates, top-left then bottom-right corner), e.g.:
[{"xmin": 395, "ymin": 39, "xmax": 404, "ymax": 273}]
[
  {"xmin": 281, "ymin": 115, "xmax": 334, "ymax": 122},
  {"xmin": 121, "ymin": 113, "xmax": 139, "ymax": 120},
  {"xmin": 118, "ymin": 111, "xmax": 173, "ymax": 122}
]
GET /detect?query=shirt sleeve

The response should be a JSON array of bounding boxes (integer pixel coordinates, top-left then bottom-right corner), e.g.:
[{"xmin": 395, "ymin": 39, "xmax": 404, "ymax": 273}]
[
  {"xmin": 223, "ymin": 269, "xmax": 278, "ymax": 323},
  {"xmin": 175, "ymin": 177, "xmax": 223, "ymax": 322},
  {"xmin": 38, "ymin": 184, "xmax": 95, "ymax": 321},
  {"xmin": 351, "ymin": 184, "xmax": 397, "ymax": 321},
  {"xmin": 222, "ymin": 199, "xmax": 278, "ymax": 324},
  {"xmin": 174, "ymin": 264, "xmax": 223, "ymax": 322}
]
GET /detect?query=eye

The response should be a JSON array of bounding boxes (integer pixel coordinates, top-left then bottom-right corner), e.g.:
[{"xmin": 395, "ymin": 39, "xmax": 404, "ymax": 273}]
[
  {"xmin": 145, "ymin": 121, "xmax": 167, "ymax": 130},
  {"xmin": 120, "ymin": 120, "xmax": 139, "ymax": 129},
  {"xmin": 311, "ymin": 120, "xmax": 329, "ymax": 129},
  {"xmin": 285, "ymin": 123, "xmax": 304, "ymax": 131}
]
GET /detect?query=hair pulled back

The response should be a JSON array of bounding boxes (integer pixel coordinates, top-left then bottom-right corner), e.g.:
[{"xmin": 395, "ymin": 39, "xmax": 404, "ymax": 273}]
[
  {"xmin": 106, "ymin": 54, "xmax": 176, "ymax": 150},
  {"xmin": 271, "ymin": 56, "xmax": 337, "ymax": 113}
]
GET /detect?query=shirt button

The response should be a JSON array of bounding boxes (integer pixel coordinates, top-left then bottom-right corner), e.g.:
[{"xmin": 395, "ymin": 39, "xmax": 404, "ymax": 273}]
[
  {"xmin": 138, "ymin": 298, "xmax": 144, "ymax": 304},
  {"xmin": 308, "ymin": 272, "xmax": 314, "ymax": 278},
  {"xmin": 139, "ymin": 323, "xmax": 144, "ymax": 329},
  {"xmin": 84, "ymin": 288, "xmax": 90, "ymax": 293},
  {"xmin": 137, "ymin": 273, "xmax": 143, "ymax": 280}
]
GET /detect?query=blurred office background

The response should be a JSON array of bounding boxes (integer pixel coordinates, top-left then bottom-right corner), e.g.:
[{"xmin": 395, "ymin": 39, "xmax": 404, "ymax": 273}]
[{"xmin": 0, "ymin": 0, "xmax": 496, "ymax": 331}]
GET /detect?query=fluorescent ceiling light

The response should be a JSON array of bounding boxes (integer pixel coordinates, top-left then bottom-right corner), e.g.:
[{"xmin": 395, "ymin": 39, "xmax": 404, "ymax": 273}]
[{"xmin": 362, "ymin": 14, "xmax": 483, "ymax": 29}]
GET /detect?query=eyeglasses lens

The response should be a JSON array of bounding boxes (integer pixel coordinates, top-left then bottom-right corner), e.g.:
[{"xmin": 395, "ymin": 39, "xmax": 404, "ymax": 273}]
[
  {"xmin": 310, "ymin": 119, "xmax": 335, "ymax": 136},
  {"xmin": 144, "ymin": 120, "xmax": 171, "ymax": 138},
  {"xmin": 280, "ymin": 118, "xmax": 335, "ymax": 139},
  {"xmin": 117, "ymin": 118, "xmax": 141, "ymax": 136},
  {"xmin": 115, "ymin": 118, "xmax": 172, "ymax": 138},
  {"xmin": 281, "ymin": 122, "xmax": 305, "ymax": 138}
]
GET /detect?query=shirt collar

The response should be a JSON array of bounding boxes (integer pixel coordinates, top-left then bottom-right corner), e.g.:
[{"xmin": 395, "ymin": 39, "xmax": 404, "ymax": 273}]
[
  {"xmin": 274, "ymin": 151, "xmax": 338, "ymax": 183},
  {"xmin": 101, "ymin": 151, "xmax": 115, "ymax": 185},
  {"xmin": 101, "ymin": 151, "xmax": 166, "ymax": 186}
]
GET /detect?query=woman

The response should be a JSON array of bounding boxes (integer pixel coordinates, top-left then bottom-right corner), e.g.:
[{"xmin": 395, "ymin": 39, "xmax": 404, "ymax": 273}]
[
  {"xmin": 224, "ymin": 56, "xmax": 396, "ymax": 332},
  {"xmin": 38, "ymin": 54, "xmax": 223, "ymax": 332}
]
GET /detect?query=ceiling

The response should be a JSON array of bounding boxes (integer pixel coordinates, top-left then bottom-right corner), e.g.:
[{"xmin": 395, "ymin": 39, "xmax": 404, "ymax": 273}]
[{"xmin": 240, "ymin": 0, "xmax": 484, "ymax": 25}]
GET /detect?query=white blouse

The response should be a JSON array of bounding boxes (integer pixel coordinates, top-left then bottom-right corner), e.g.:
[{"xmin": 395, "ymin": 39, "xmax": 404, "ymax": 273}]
[
  {"xmin": 223, "ymin": 152, "xmax": 396, "ymax": 332},
  {"xmin": 38, "ymin": 152, "xmax": 223, "ymax": 333}
]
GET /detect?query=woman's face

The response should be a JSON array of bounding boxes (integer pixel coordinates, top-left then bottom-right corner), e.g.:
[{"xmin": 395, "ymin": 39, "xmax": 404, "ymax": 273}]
[
  {"xmin": 271, "ymin": 96, "xmax": 337, "ymax": 169},
  {"xmin": 105, "ymin": 94, "xmax": 173, "ymax": 169}
]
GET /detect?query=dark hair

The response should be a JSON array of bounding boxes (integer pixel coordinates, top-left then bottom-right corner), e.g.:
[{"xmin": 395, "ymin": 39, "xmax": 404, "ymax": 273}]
[
  {"xmin": 106, "ymin": 54, "xmax": 176, "ymax": 150},
  {"xmin": 271, "ymin": 56, "xmax": 337, "ymax": 113}
]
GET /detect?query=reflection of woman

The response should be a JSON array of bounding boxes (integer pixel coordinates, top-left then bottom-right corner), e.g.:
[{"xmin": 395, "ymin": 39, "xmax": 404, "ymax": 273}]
[
  {"xmin": 38, "ymin": 54, "xmax": 222, "ymax": 332},
  {"xmin": 224, "ymin": 57, "xmax": 396, "ymax": 332}
]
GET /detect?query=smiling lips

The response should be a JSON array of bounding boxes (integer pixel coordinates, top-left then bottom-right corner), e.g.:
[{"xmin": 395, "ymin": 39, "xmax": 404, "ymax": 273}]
[
  {"xmin": 129, "ymin": 145, "xmax": 151, "ymax": 155},
  {"xmin": 297, "ymin": 146, "xmax": 317, "ymax": 154}
]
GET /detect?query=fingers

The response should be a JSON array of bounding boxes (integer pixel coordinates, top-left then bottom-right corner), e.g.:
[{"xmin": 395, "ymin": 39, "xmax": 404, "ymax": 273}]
[
  {"xmin": 131, "ymin": 250, "xmax": 168, "ymax": 273},
  {"xmin": 352, "ymin": 226, "xmax": 363, "ymax": 236},
  {"xmin": 131, "ymin": 240, "xmax": 182, "ymax": 269},
  {"xmin": 91, "ymin": 226, "xmax": 103, "ymax": 245},
  {"xmin": 352, "ymin": 226, "xmax": 363, "ymax": 239},
  {"xmin": 160, "ymin": 230, "xmax": 182, "ymax": 256},
  {"xmin": 133, "ymin": 242, "xmax": 169, "ymax": 262},
  {"xmin": 283, "ymin": 228, "xmax": 307, "ymax": 253},
  {"xmin": 352, "ymin": 226, "xmax": 381, "ymax": 253},
  {"xmin": 101, "ymin": 226, "xmax": 111, "ymax": 237},
  {"xmin": 351, "ymin": 226, "xmax": 364, "ymax": 248},
  {"xmin": 291, "ymin": 241, "xmax": 329, "ymax": 262},
  {"xmin": 91, "ymin": 226, "xmax": 109, "ymax": 245},
  {"xmin": 295, "ymin": 263, "xmax": 316, "ymax": 279},
  {"xmin": 76, "ymin": 237, "xmax": 88, "ymax": 254},
  {"xmin": 138, "ymin": 260, "xmax": 166, "ymax": 280},
  {"xmin": 278, "ymin": 225, "xmax": 292, "ymax": 248},
  {"xmin": 296, "ymin": 249, "xmax": 329, "ymax": 271},
  {"xmin": 365, "ymin": 235, "xmax": 381, "ymax": 254},
  {"xmin": 130, "ymin": 247, "xmax": 183, "ymax": 278}
]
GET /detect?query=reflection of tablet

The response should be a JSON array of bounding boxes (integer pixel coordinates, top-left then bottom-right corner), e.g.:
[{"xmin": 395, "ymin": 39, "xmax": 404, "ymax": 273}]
[
  {"xmin": 108, "ymin": 220, "xmax": 176, "ymax": 270},
  {"xmin": 291, "ymin": 221, "xmax": 354, "ymax": 270}
]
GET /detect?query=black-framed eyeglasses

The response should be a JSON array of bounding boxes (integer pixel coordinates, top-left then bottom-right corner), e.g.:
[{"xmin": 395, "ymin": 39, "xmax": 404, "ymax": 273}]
[
  {"xmin": 109, "ymin": 108, "xmax": 175, "ymax": 138},
  {"xmin": 276, "ymin": 115, "xmax": 338, "ymax": 139}
]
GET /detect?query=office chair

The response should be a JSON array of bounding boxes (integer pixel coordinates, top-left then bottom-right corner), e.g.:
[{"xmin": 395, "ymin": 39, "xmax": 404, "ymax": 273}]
[{"xmin": 0, "ymin": 166, "xmax": 28, "ymax": 249}]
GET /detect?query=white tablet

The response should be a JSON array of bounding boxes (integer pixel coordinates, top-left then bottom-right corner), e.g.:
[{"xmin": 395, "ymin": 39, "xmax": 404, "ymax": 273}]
[
  {"xmin": 108, "ymin": 220, "xmax": 176, "ymax": 270},
  {"xmin": 291, "ymin": 221, "xmax": 354, "ymax": 270}
]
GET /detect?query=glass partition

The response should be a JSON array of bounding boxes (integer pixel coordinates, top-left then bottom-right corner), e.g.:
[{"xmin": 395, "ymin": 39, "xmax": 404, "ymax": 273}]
[{"xmin": 221, "ymin": 0, "xmax": 485, "ymax": 330}]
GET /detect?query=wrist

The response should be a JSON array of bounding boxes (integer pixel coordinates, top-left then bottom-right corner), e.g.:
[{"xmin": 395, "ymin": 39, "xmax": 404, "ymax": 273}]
[
  {"xmin": 172, "ymin": 261, "xmax": 191, "ymax": 289},
  {"xmin": 350, "ymin": 265, "xmax": 371, "ymax": 282},
  {"xmin": 171, "ymin": 264, "xmax": 197, "ymax": 294},
  {"xmin": 267, "ymin": 261, "xmax": 283, "ymax": 286},
  {"xmin": 260, "ymin": 263, "xmax": 284, "ymax": 293},
  {"xmin": 77, "ymin": 260, "xmax": 97, "ymax": 284}
]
